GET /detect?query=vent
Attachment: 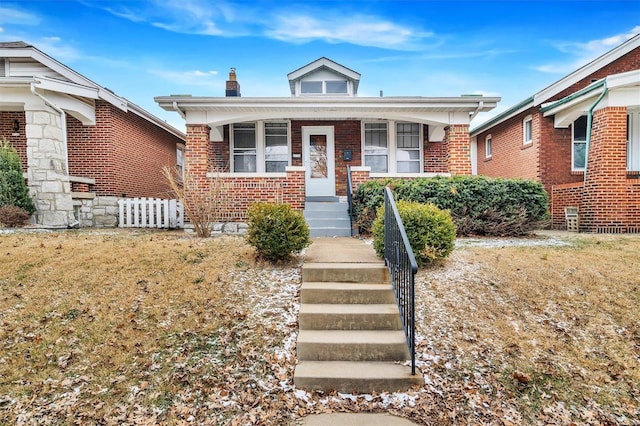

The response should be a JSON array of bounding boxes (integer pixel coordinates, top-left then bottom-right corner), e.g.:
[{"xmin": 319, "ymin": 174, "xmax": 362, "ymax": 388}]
[{"xmin": 0, "ymin": 59, "xmax": 5, "ymax": 77}]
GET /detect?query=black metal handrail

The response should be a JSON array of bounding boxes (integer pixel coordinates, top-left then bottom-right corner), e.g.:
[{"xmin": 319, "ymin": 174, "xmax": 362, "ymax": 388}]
[
  {"xmin": 346, "ymin": 165, "xmax": 354, "ymax": 235},
  {"xmin": 383, "ymin": 186, "xmax": 418, "ymax": 375}
]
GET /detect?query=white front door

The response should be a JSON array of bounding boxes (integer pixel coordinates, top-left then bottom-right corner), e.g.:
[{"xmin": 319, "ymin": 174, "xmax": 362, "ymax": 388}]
[{"xmin": 303, "ymin": 126, "xmax": 335, "ymax": 197}]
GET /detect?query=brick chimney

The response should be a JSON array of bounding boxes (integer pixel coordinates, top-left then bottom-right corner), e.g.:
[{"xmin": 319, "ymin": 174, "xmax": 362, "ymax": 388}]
[{"xmin": 225, "ymin": 68, "xmax": 241, "ymax": 97}]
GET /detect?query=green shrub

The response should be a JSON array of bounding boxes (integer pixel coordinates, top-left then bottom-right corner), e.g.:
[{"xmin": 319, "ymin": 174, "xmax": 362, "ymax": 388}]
[
  {"xmin": 0, "ymin": 205, "xmax": 31, "ymax": 227},
  {"xmin": 354, "ymin": 176, "xmax": 548, "ymax": 237},
  {"xmin": 372, "ymin": 201, "xmax": 456, "ymax": 266},
  {"xmin": 0, "ymin": 139, "xmax": 35, "ymax": 215},
  {"xmin": 246, "ymin": 202, "xmax": 311, "ymax": 262}
]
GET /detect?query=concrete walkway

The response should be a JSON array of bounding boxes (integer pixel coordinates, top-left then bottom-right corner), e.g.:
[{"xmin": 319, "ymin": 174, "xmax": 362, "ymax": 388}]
[{"xmin": 297, "ymin": 238, "xmax": 420, "ymax": 426}]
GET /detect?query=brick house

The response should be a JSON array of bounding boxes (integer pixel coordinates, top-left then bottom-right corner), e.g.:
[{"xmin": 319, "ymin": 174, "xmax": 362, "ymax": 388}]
[
  {"xmin": 155, "ymin": 57, "xmax": 498, "ymax": 232},
  {"xmin": 471, "ymin": 34, "xmax": 640, "ymax": 233},
  {"xmin": 0, "ymin": 41, "xmax": 185, "ymax": 228}
]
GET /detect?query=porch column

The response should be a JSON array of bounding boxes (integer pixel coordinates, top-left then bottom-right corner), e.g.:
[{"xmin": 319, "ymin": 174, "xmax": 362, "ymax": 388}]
[
  {"xmin": 24, "ymin": 103, "xmax": 74, "ymax": 227},
  {"xmin": 444, "ymin": 124, "xmax": 472, "ymax": 175},
  {"xmin": 581, "ymin": 106, "xmax": 628, "ymax": 232},
  {"xmin": 185, "ymin": 124, "xmax": 211, "ymax": 182}
]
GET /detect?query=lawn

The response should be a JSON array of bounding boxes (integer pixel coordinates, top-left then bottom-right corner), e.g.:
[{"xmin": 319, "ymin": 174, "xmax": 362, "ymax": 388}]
[{"xmin": 0, "ymin": 229, "xmax": 638, "ymax": 425}]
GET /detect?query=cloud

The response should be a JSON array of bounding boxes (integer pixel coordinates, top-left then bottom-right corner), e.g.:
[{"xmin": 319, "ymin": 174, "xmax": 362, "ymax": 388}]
[
  {"xmin": 533, "ymin": 26, "xmax": 640, "ymax": 74},
  {"xmin": 150, "ymin": 68, "xmax": 221, "ymax": 89},
  {"xmin": 265, "ymin": 13, "xmax": 432, "ymax": 50},
  {"xmin": 0, "ymin": 5, "xmax": 41, "ymax": 25}
]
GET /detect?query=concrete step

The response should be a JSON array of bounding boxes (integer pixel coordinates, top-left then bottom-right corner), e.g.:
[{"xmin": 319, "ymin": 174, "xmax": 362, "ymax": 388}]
[
  {"xmin": 299, "ymin": 304, "xmax": 403, "ymax": 330},
  {"xmin": 305, "ymin": 217, "xmax": 350, "ymax": 228},
  {"xmin": 302, "ymin": 263, "xmax": 388, "ymax": 283},
  {"xmin": 309, "ymin": 227, "xmax": 352, "ymax": 238},
  {"xmin": 294, "ymin": 361, "xmax": 423, "ymax": 393},
  {"xmin": 304, "ymin": 201, "xmax": 348, "ymax": 214},
  {"xmin": 301, "ymin": 282, "xmax": 396, "ymax": 304},
  {"xmin": 297, "ymin": 330, "xmax": 410, "ymax": 361}
]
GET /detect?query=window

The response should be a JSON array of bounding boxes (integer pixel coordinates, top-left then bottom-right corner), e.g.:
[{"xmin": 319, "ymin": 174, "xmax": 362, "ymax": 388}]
[
  {"xmin": 364, "ymin": 123, "xmax": 388, "ymax": 173},
  {"xmin": 572, "ymin": 115, "xmax": 587, "ymax": 171},
  {"xmin": 485, "ymin": 135, "xmax": 492, "ymax": 159},
  {"xmin": 326, "ymin": 80, "xmax": 348, "ymax": 94},
  {"xmin": 523, "ymin": 115, "xmax": 533, "ymax": 145},
  {"xmin": 628, "ymin": 111, "xmax": 640, "ymax": 171},
  {"xmin": 176, "ymin": 145, "xmax": 185, "ymax": 177},
  {"xmin": 300, "ymin": 81, "xmax": 322, "ymax": 94},
  {"xmin": 265, "ymin": 123, "xmax": 288, "ymax": 172},
  {"xmin": 396, "ymin": 123, "xmax": 421, "ymax": 173},
  {"xmin": 231, "ymin": 122, "xmax": 290, "ymax": 173}
]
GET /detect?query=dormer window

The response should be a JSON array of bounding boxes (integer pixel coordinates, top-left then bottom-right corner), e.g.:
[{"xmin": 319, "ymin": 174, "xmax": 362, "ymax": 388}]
[{"xmin": 300, "ymin": 80, "xmax": 349, "ymax": 95}]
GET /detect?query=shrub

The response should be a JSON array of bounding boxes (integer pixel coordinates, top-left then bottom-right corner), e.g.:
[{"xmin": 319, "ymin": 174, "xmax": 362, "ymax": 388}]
[
  {"xmin": 0, "ymin": 139, "xmax": 35, "ymax": 214},
  {"xmin": 372, "ymin": 201, "xmax": 456, "ymax": 266},
  {"xmin": 246, "ymin": 202, "xmax": 311, "ymax": 262},
  {"xmin": 353, "ymin": 176, "xmax": 548, "ymax": 237},
  {"xmin": 0, "ymin": 205, "xmax": 31, "ymax": 227}
]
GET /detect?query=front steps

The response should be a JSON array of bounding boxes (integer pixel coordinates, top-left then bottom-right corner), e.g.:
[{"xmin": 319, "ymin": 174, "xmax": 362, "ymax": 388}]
[
  {"xmin": 294, "ymin": 260, "xmax": 423, "ymax": 393},
  {"xmin": 303, "ymin": 198, "xmax": 351, "ymax": 237}
]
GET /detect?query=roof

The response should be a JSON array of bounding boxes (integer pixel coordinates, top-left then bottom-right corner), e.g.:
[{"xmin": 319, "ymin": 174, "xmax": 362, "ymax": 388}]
[
  {"xmin": 0, "ymin": 41, "xmax": 184, "ymax": 140},
  {"xmin": 471, "ymin": 33, "xmax": 640, "ymax": 136},
  {"xmin": 286, "ymin": 57, "xmax": 361, "ymax": 95}
]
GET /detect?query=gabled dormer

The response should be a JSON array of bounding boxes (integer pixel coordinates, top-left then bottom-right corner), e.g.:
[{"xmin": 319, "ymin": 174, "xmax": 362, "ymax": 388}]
[{"xmin": 287, "ymin": 57, "xmax": 360, "ymax": 97}]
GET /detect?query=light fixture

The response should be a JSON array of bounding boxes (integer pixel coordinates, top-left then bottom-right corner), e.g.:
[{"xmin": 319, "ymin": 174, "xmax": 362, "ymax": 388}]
[{"xmin": 12, "ymin": 119, "xmax": 20, "ymax": 134}]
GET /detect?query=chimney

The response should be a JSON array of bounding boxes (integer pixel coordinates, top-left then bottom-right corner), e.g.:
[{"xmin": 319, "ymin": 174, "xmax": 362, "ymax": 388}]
[{"xmin": 225, "ymin": 67, "xmax": 241, "ymax": 97}]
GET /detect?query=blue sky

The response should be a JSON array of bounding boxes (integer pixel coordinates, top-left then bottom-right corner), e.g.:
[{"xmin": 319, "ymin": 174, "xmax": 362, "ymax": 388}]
[{"xmin": 1, "ymin": 0, "xmax": 638, "ymax": 132}]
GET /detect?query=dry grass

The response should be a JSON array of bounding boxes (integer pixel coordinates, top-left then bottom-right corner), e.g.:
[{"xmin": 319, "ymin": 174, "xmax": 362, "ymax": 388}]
[{"xmin": 0, "ymin": 229, "xmax": 638, "ymax": 425}]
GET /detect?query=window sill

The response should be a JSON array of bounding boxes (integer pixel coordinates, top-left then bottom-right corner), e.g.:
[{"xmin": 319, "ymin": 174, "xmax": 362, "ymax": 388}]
[
  {"xmin": 484, "ymin": 156, "xmax": 492, "ymax": 162},
  {"xmin": 521, "ymin": 142, "xmax": 533, "ymax": 150},
  {"xmin": 570, "ymin": 170, "xmax": 585, "ymax": 175},
  {"xmin": 627, "ymin": 170, "xmax": 640, "ymax": 179}
]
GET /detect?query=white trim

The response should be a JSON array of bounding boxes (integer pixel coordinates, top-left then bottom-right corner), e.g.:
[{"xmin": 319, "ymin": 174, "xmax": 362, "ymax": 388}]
[
  {"xmin": 523, "ymin": 115, "xmax": 533, "ymax": 145},
  {"xmin": 371, "ymin": 172, "xmax": 451, "ymax": 178},
  {"xmin": 628, "ymin": 110, "xmax": 640, "ymax": 171},
  {"xmin": 208, "ymin": 172, "xmax": 288, "ymax": 178},
  {"xmin": 303, "ymin": 125, "xmax": 336, "ymax": 197},
  {"xmin": 485, "ymin": 134, "xmax": 493, "ymax": 158},
  {"xmin": 572, "ymin": 115, "xmax": 587, "ymax": 172},
  {"xmin": 230, "ymin": 120, "xmax": 291, "ymax": 173},
  {"xmin": 361, "ymin": 120, "xmax": 423, "ymax": 173}
]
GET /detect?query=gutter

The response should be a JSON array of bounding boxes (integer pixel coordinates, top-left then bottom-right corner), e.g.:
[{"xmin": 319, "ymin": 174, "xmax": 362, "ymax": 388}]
[
  {"xmin": 583, "ymin": 81, "xmax": 608, "ymax": 183},
  {"xmin": 30, "ymin": 81, "xmax": 69, "ymax": 175}
]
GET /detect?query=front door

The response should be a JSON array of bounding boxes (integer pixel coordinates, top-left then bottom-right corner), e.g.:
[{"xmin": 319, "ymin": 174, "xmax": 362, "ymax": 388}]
[{"xmin": 303, "ymin": 126, "xmax": 335, "ymax": 197}]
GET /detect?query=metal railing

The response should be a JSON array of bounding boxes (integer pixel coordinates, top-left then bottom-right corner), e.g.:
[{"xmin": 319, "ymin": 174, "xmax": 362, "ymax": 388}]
[
  {"xmin": 346, "ymin": 165, "xmax": 354, "ymax": 235},
  {"xmin": 383, "ymin": 186, "xmax": 418, "ymax": 375}
]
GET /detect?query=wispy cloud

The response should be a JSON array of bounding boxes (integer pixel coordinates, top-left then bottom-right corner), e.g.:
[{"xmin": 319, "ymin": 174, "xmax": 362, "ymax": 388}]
[
  {"xmin": 265, "ymin": 13, "xmax": 433, "ymax": 50},
  {"xmin": 533, "ymin": 26, "xmax": 640, "ymax": 74},
  {"xmin": 150, "ymin": 68, "xmax": 221, "ymax": 89},
  {"xmin": 0, "ymin": 5, "xmax": 41, "ymax": 26}
]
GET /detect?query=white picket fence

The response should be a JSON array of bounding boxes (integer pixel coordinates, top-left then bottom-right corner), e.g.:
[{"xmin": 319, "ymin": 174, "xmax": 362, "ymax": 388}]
[{"xmin": 118, "ymin": 198, "xmax": 184, "ymax": 229}]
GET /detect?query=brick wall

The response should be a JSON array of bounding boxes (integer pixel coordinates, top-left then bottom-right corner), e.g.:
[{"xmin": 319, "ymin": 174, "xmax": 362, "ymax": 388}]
[
  {"xmin": 0, "ymin": 111, "xmax": 28, "ymax": 170},
  {"xmin": 551, "ymin": 182, "xmax": 583, "ymax": 229},
  {"xmin": 67, "ymin": 100, "xmax": 183, "ymax": 198},
  {"xmin": 445, "ymin": 124, "xmax": 471, "ymax": 175}
]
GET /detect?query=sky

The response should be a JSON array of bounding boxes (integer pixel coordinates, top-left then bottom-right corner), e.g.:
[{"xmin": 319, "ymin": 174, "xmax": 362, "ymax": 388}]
[{"xmin": 1, "ymin": 0, "xmax": 639, "ymax": 133}]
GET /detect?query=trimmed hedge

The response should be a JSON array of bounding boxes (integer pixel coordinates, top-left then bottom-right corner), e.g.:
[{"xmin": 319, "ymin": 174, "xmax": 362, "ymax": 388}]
[
  {"xmin": 372, "ymin": 201, "xmax": 456, "ymax": 265},
  {"xmin": 246, "ymin": 202, "xmax": 311, "ymax": 262},
  {"xmin": 353, "ymin": 176, "xmax": 548, "ymax": 237}
]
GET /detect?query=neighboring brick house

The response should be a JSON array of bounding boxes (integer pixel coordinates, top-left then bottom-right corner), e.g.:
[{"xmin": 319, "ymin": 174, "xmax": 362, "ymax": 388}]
[
  {"xmin": 0, "ymin": 41, "xmax": 185, "ymax": 228},
  {"xmin": 155, "ymin": 58, "xmax": 499, "ymax": 220},
  {"xmin": 471, "ymin": 34, "xmax": 640, "ymax": 233}
]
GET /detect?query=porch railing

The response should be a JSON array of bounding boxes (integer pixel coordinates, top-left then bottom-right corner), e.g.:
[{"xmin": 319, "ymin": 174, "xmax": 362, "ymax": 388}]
[
  {"xmin": 383, "ymin": 186, "xmax": 418, "ymax": 375},
  {"xmin": 346, "ymin": 165, "xmax": 354, "ymax": 235}
]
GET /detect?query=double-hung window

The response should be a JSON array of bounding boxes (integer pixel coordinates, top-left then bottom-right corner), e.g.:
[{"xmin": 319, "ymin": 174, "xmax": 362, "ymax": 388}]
[
  {"xmin": 485, "ymin": 135, "xmax": 492, "ymax": 159},
  {"xmin": 176, "ymin": 144, "xmax": 185, "ymax": 177},
  {"xmin": 396, "ymin": 122, "xmax": 421, "ymax": 173},
  {"xmin": 265, "ymin": 123, "xmax": 289, "ymax": 172},
  {"xmin": 364, "ymin": 123, "xmax": 388, "ymax": 173},
  {"xmin": 628, "ymin": 111, "xmax": 640, "ymax": 171},
  {"xmin": 572, "ymin": 115, "xmax": 587, "ymax": 171},
  {"xmin": 523, "ymin": 115, "xmax": 533, "ymax": 145},
  {"xmin": 232, "ymin": 122, "xmax": 290, "ymax": 173}
]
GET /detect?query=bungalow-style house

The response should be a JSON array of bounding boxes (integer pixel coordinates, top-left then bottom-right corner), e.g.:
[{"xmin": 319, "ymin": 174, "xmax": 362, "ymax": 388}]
[
  {"xmin": 0, "ymin": 41, "xmax": 185, "ymax": 228},
  {"xmin": 155, "ymin": 57, "xmax": 499, "ymax": 235},
  {"xmin": 471, "ymin": 34, "xmax": 640, "ymax": 233}
]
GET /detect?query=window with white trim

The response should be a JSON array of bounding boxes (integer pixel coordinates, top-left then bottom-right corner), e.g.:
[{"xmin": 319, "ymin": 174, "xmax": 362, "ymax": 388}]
[
  {"xmin": 485, "ymin": 135, "xmax": 492, "ymax": 159},
  {"xmin": 176, "ymin": 144, "xmax": 185, "ymax": 176},
  {"xmin": 362, "ymin": 121, "xmax": 423, "ymax": 173},
  {"xmin": 628, "ymin": 111, "xmax": 640, "ymax": 171},
  {"xmin": 523, "ymin": 115, "xmax": 533, "ymax": 145},
  {"xmin": 572, "ymin": 115, "xmax": 587, "ymax": 171},
  {"xmin": 300, "ymin": 80, "xmax": 349, "ymax": 95},
  {"xmin": 364, "ymin": 123, "xmax": 388, "ymax": 173},
  {"xmin": 231, "ymin": 122, "xmax": 290, "ymax": 173},
  {"xmin": 396, "ymin": 123, "xmax": 421, "ymax": 172}
]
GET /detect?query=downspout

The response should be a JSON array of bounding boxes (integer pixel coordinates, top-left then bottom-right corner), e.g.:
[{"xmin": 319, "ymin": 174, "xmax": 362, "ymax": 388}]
[
  {"xmin": 172, "ymin": 101, "xmax": 186, "ymax": 120},
  {"xmin": 469, "ymin": 101, "xmax": 484, "ymax": 122},
  {"xmin": 583, "ymin": 83, "xmax": 608, "ymax": 183},
  {"xmin": 30, "ymin": 81, "xmax": 69, "ymax": 175}
]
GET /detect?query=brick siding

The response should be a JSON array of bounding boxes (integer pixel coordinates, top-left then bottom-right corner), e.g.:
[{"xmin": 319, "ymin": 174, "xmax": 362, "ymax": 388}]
[
  {"xmin": 445, "ymin": 124, "xmax": 471, "ymax": 175},
  {"xmin": 0, "ymin": 111, "xmax": 28, "ymax": 170}
]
